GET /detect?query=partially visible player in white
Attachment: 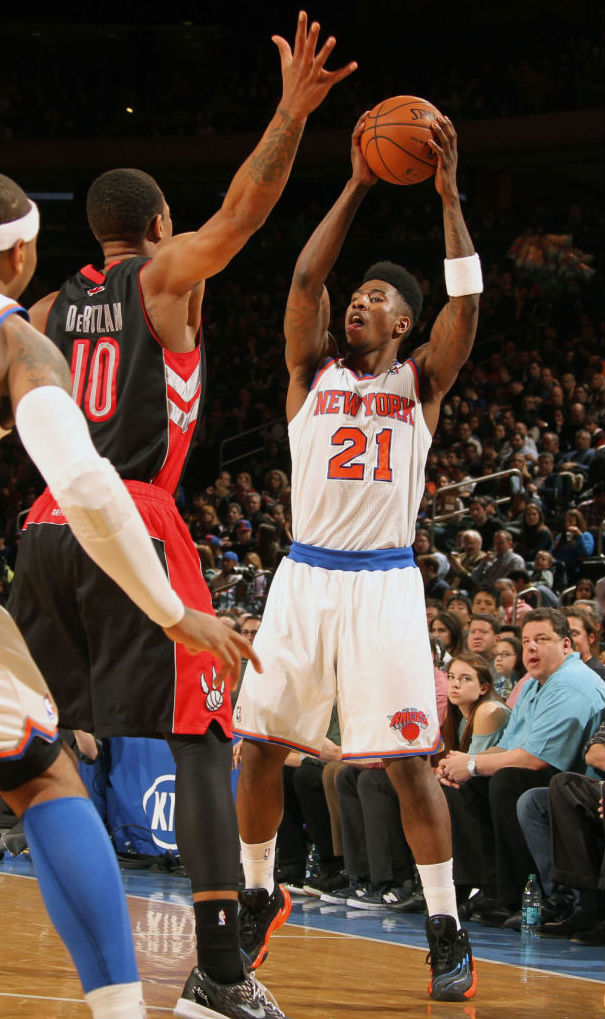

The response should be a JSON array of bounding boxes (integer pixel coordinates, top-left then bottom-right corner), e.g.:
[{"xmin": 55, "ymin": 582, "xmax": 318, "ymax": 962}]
[
  {"xmin": 0, "ymin": 174, "xmax": 260, "ymax": 1019},
  {"xmin": 234, "ymin": 115, "xmax": 481, "ymax": 1002}
]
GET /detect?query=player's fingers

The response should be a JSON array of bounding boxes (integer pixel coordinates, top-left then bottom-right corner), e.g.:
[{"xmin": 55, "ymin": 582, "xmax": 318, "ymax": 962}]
[
  {"xmin": 243, "ymin": 644, "xmax": 263, "ymax": 674},
  {"xmin": 217, "ymin": 653, "xmax": 238, "ymax": 688},
  {"xmin": 304, "ymin": 19, "xmax": 321, "ymax": 59},
  {"xmin": 272, "ymin": 35, "xmax": 292, "ymax": 70},
  {"xmin": 322, "ymin": 62, "xmax": 358, "ymax": 86},
  {"xmin": 352, "ymin": 111, "xmax": 370, "ymax": 139},
  {"xmin": 313, "ymin": 33, "xmax": 336, "ymax": 68},
  {"xmin": 292, "ymin": 10, "xmax": 308, "ymax": 60}
]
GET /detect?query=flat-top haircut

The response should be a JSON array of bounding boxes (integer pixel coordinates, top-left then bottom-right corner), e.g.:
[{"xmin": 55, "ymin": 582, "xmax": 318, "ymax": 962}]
[
  {"xmin": 362, "ymin": 260, "xmax": 423, "ymax": 326},
  {"xmin": 0, "ymin": 174, "xmax": 30, "ymax": 226},
  {"xmin": 86, "ymin": 168, "xmax": 164, "ymax": 244}
]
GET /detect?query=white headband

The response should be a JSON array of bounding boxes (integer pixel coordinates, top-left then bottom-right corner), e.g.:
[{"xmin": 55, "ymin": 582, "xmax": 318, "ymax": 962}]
[{"xmin": 0, "ymin": 200, "xmax": 40, "ymax": 251}]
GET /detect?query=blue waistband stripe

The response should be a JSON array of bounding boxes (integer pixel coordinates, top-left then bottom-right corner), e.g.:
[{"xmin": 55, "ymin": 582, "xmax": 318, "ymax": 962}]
[{"xmin": 288, "ymin": 541, "xmax": 416, "ymax": 572}]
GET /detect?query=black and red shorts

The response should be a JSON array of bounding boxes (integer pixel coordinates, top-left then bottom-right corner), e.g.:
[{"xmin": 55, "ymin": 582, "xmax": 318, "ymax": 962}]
[{"xmin": 8, "ymin": 482, "xmax": 232, "ymax": 739}]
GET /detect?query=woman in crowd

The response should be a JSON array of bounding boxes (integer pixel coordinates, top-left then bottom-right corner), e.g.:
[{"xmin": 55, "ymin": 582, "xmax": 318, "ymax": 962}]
[
  {"xmin": 438, "ymin": 652, "xmax": 511, "ymax": 760},
  {"xmin": 436, "ymin": 652, "xmax": 511, "ymax": 916},
  {"xmin": 262, "ymin": 468, "xmax": 290, "ymax": 504},
  {"xmin": 492, "ymin": 634, "xmax": 524, "ymax": 699},
  {"xmin": 514, "ymin": 502, "xmax": 554, "ymax": 562},
  {"xmin": 413, "ymin": 528, "xmax": 449, "ymax": 577},
  {"xmin": 553, "ymin": 508, "xmax": 595, "ymax": 583},
  {"xmin": 430, "ymin": 610, "xmax": 465, "ymax": 668}
]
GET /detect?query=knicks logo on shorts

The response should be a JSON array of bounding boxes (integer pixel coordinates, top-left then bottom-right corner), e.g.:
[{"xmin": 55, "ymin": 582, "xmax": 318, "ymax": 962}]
[{"xmin": 388, "ymin": 708, "xmax": 429, "ymax": 743}]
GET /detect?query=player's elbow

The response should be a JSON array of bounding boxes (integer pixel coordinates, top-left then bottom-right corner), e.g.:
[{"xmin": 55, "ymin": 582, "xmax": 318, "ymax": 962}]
[{"xmin": 223, "ymin": 195, "xmax": 269, "ymax": 240}]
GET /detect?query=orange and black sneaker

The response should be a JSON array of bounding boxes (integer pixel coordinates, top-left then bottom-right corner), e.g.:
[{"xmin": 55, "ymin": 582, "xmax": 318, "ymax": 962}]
[
  {"xmin": 425, "ymin": 914, "xmax": 477, "ymax": 1001},
  {"xmin": 238, "ymin": 884, "xmax": 292, "ymax": 970}
]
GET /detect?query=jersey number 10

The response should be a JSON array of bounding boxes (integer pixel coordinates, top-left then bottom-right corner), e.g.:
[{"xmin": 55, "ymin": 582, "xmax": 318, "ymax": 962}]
[{"xmin": 70, "ymin": 338, "xmax": 121, "ymax": 422}]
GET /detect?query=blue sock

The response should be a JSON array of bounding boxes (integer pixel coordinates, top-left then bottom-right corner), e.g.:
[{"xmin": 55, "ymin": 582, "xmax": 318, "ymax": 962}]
[{"xmin": 22, "ymin": 797, "xmax": 139, "ymax": 993}]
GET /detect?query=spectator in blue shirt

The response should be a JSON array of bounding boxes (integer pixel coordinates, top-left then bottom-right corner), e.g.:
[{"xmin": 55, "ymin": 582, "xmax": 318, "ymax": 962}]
[{"xmin": 437, "ymin": 608, "xmax": 605, "ymax": 927}]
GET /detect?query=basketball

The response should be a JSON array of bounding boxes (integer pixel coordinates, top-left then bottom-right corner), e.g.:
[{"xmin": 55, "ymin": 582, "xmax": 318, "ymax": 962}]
[{"xmin": 360, "ymin": 95, "xmax": 442, "ymax": 186}]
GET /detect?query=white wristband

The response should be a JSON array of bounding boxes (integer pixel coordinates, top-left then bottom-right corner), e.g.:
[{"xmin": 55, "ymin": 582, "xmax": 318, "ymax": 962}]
[{"xmin": 444, "ymin": 253, "xmax": 483, "ymax": 297}]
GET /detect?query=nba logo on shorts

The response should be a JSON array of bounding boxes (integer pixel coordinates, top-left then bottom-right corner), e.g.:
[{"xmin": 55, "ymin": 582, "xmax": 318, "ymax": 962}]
[{"xmin": 43, "ymin": 694, "xmax": 58, "ymax": 725}]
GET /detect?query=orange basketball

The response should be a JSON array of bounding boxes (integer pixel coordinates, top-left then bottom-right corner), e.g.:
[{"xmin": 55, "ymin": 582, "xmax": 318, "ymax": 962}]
[{"xmin": 360, "ymin": 95, "xmax": 442, "ymax": 186}]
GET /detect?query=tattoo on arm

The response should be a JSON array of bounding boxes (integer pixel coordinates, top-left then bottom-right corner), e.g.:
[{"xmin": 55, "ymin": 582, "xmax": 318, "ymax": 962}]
[
  {"xmin": 248, "ymin": 109, "xmax": 304, "ymax": 185},
  {"xmin": 11, "ymin": 318, "xmax": 71, "ymax": 391}
]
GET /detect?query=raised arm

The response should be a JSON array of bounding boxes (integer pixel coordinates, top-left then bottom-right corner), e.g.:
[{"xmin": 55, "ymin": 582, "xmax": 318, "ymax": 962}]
[
  {"xmin": 145, "ymin": 12, "xmax": 357, "ymax": 299},
  {"xmin": 415, "ymin": 116, "xmax": 481, "ymax": 434},
  {"xmin": 284, "ymin": 115, "xmax": 376, "ymax": 418}
]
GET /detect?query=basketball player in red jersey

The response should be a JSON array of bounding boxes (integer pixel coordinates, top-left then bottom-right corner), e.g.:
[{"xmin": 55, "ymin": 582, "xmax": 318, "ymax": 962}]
[
  {"xmin": 9, "ymin": 14, "xmax": 356, "ymax": 1019},
  {"xmin": 234, "ymin": 114, "xmax": 481, "ymax": 1002},
  {"xmin": 0, "ymin": 175, "xmax": 261, "ymax": 1019}
]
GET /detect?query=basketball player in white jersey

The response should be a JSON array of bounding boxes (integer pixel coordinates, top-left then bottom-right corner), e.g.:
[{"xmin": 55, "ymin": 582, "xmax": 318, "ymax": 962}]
[
  {"xmin": 234, "ymin": 113, "xmax": 482, "ymax": 1002},
  {"xmin": 0, "ymin": 174, "xmax": 264, "ymax": 1018}
]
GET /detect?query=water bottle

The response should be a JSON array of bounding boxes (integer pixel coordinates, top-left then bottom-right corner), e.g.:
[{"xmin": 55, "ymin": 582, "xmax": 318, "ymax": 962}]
[
  {"xmin": 521, "ymin": 873, "xmax": 542, "ymax": 937},
  {"xmin": 305, "ymin": 843, "xmax": 321, "ymax": 881}
]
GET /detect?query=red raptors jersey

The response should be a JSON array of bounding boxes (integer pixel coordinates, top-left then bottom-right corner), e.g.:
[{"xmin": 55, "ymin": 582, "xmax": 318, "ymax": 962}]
[{"xmin": 45, "ymin": 257, "xmax": 205, "ymax": 493}]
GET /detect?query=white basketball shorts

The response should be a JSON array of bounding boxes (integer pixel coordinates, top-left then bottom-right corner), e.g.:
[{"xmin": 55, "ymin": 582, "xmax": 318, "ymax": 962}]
[
  {"xmin": 233, "ymin": 545, "xmax": 440, "ymax": 760},
  {"xmin": 0, "ymin": 607, "xmax": 58, "ymax": 761}
]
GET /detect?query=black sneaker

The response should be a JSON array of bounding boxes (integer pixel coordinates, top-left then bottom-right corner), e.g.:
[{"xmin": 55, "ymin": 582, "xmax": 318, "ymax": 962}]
[
  {"xmin": 347, "ymin": 884, "xmax": 393, "ymax": 910},
  {"xmin": 238, "ymin": 884, "xmax": 292, "ymax": 970},
  {"xmin": 303, "ymin": 867, "xmax": 348, "ymax": 898},
  {"xmin": 174, "ymin": 966, "xmax": 288, "ymax": 1018},
  {"xmin": 425, "ymin": 915, "xmax": 477, "ymax": 1002}
]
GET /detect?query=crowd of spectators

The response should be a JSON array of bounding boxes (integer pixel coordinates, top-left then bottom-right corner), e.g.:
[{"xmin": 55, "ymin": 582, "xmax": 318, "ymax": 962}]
[{"xmin": 1, "ymin": 17, "xmax": 603, "ymax": 140}]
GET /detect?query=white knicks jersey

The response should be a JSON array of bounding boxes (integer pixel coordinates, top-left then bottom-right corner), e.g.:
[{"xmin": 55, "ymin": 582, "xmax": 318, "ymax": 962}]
[{"xmin": 289, "ymin": 357, "xmax": 432, "ymax": 551}]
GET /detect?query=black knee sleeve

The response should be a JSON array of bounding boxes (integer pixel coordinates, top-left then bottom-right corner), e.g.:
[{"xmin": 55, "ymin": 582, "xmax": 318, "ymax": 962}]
[{"xmin": 167, "ymin": 724, "xmax": 240, "ymax": 893}]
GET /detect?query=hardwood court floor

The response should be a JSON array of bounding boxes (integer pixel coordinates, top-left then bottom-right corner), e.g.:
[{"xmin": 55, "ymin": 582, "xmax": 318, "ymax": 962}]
[{"xmin": 0, "ymin": 868, "xmax": 602, "ymax": 1019}]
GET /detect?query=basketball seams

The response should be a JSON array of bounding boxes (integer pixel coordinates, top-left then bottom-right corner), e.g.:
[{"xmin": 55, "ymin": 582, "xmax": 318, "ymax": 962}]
[
  {"xmin": 371, "ymin": 135, "xmax": 437, "ymax": 169},
  {"xmin": 361, "ymin": 93, "xmax": 441, "ymax": 186}
]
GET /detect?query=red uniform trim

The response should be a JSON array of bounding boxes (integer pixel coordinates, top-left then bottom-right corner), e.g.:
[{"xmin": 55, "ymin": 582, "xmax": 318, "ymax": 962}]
[
  {"xmin": 0, "ymin": 718, "xmax": 58, "ymax": 760},
  {"xmin": 79, "ymin": 264, "xmax": 106, "ymax": 285},
  {"xmin": 232, "ymin": 729, "xmax": 321, "ymax": 757}
]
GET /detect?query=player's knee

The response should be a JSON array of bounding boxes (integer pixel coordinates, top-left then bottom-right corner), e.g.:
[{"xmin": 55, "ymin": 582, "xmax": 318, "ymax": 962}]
[{"xmin": 240, "ymin": 738, "xmax": 287, "ymax": 782}]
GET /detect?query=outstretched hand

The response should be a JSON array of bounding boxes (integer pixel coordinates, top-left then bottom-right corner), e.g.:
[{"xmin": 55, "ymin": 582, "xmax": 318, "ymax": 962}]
[
  {"xmin": 427, "ymin": 115, "xmax": 459, "ymax": 197},
  {"xmin": 273, "ymin": 10, "xmax": 357, "ymax": 120},
  {"xmin": 351, "ymin": 113, "xmax": 378, "ymax": 186},
  {"xmin": 163, "ymin": 607, "xmax": 262, "ymax": 690}
]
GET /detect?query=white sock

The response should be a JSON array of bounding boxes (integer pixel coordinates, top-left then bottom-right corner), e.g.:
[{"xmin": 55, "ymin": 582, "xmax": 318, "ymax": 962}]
[
  {"xmin": 416, "ymin": 860, "xmax": 460, "ymax": 929},
  {"xmin": 85, "ymin": 981, "xmax": 146, "ymax": 1018},
  {"xmin": 240, "ymin": 835, "xmax": 277, "ymax": 895}
]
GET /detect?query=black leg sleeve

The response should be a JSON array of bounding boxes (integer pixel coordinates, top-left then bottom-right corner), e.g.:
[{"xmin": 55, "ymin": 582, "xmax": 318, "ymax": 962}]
[{"xmin": 167, "ymin": 725, "xmax": 240, "ymax": 893}]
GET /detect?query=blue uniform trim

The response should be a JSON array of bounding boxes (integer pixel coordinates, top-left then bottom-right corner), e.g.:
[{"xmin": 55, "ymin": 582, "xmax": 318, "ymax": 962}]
[
  {"xmin": 288, "ymin": 541, "xmax": 416, "ymax": 572},
  {"xmin": 0, "ymin": 300, "xmax": 28, "ymax": 326}
]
